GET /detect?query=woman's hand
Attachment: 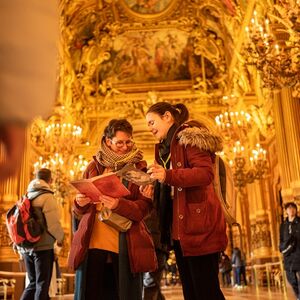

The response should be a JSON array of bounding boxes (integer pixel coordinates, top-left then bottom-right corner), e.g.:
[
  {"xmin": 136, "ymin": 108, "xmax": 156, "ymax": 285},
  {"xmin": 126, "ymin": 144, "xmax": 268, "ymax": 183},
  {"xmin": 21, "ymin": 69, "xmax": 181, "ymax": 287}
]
[
  {"xmin": 75, "ymin": 193, "xmax": 92, "ymax": 207},
  {"xmin": 147, "ymin": 161, "xmax": 166, "ymax": 183},
  {"xmin": 99, "ymin": 194, "xmax": 119, "ymax": 210},
  {"xmin": 139, "ymin": 184, "xmax": 154, "ymax": 199}
]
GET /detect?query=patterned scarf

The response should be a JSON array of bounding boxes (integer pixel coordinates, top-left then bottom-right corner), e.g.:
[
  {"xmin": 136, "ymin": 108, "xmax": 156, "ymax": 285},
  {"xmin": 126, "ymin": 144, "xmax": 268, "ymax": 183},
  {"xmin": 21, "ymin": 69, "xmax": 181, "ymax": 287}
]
[{"xmin": 95, "ymin": 138, "xmax": 143, "ymax": 171}]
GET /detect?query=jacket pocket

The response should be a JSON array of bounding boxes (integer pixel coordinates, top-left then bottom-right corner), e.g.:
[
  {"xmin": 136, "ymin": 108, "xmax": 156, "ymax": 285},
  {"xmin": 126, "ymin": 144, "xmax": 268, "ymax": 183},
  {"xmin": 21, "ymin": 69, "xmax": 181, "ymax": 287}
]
[{"xmin": 184, "ymin": 201, "xmax": 212, "ymax": 234}]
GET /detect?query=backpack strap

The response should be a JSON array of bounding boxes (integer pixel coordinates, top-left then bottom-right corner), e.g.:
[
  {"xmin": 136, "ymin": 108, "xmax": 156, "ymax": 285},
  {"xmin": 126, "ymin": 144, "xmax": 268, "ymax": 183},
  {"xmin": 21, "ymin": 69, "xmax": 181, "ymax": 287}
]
[
  {"xmin": 27, "ymin": 189, "xmax": 54, "ymax": 201},
  {"xmin": 214, "ymin": 156, "xmax": 238, "ymax": 226}
]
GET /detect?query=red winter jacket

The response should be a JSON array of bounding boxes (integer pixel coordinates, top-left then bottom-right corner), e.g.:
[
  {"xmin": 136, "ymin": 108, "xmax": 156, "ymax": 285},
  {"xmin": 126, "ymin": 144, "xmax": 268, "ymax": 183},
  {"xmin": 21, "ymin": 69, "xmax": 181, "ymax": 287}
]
[
  {"xmin": 156, "ymin": 124, "xmax": 228, "ymax": 256},
  {"xmin": 68, "ymin": 157, "xmax": 157, "ymax": 273}
]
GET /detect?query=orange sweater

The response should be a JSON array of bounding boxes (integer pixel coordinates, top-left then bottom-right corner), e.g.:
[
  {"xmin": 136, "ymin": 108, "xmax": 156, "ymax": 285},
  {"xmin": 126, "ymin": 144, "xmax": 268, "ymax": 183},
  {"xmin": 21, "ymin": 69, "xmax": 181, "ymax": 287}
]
[{"xmin": 89, "ymin": 211, "xmax": 119, "ymax": 253}]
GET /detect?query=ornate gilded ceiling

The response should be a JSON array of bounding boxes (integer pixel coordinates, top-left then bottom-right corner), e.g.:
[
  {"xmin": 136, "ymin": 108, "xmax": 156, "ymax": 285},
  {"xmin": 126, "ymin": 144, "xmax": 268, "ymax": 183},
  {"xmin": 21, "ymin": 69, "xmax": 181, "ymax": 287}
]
[
  {"xmin": 58, "ymin": 0, "xmax": 246, "ymax": 113},
  {"xmin": 31, "ymin": 0, "xmax": 280, "ymax": 161}
]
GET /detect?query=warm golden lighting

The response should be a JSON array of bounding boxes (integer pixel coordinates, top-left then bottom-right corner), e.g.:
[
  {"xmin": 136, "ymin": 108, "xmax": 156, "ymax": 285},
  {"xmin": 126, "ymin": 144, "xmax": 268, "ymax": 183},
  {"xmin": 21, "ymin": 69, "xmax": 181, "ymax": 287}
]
[
  {"xmin": 31, "ymin": 105, "xmax": 88, "ymax": 204},
  {"xmin": 243, "ymin": 6, "xmax": 300, "ymax": 89},
  {"xmin": 228, "ymin": 141, "xmax": 268, "ymax": 189},
  {"xmin": 33, "ymin": 153, "xmax": 88, "ymax": 205},
  {"xmin": 215, "ymin": 110, "xmax": 251, "ymax": 142}
]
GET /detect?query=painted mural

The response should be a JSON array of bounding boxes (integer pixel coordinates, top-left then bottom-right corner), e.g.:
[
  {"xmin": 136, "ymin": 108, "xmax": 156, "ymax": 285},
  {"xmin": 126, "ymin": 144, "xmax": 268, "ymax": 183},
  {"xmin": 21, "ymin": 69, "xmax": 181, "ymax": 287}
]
[
  {"xmin": 124, "ymin": 0, "xmax": 172, "ymax": 14},
  {"xmin": 97, "ymin": 30, "xmax": 216, "ymax": 85}
]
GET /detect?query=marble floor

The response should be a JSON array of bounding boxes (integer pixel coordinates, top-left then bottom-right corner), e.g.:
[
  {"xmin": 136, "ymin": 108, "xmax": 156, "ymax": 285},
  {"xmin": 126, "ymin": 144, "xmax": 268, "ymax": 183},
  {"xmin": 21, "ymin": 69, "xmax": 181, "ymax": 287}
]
[
  {"xmin": 53, "ymin": 285, "xmax": 294, "ymax": 299},
  {"xmin": 161, "ymin": 285, "xmax": 293, "ymax": 300}
]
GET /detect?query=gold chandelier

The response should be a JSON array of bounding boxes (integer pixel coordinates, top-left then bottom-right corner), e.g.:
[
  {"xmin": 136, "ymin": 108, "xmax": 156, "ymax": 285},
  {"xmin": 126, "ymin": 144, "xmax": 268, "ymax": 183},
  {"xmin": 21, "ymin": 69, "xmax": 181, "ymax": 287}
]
[
  {"xmin": 33, "ymin": 154, "xmax": 88, "ymax": 205},
  {"xmin": 215, "ymin": 102, "xmax": 268, "ymax": 189},
  {"xmin": 31, "ymin": 106, "xmax": 88, "ymax": 205},
  {"xmin": 243, "ymin": 6, "xmax": 300, "ymax": 89},
  {"xmin": 215, "ymin": 109, "xmax": 252, "ymax": 143},
  {"xmin": 228, "ymin": 141, "xmax": 268, "ymax": 189}
]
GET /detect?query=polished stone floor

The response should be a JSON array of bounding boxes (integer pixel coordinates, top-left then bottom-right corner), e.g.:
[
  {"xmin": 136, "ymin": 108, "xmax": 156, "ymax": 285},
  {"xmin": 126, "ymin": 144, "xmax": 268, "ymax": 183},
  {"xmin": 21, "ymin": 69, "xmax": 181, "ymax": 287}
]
[
  {"xmin": 161, "ymin": 285, "xmax": 293, "ymax": 300},
  {"xmin": 53, "ymin": 284, "xmax": 294, "ymax": 299}
]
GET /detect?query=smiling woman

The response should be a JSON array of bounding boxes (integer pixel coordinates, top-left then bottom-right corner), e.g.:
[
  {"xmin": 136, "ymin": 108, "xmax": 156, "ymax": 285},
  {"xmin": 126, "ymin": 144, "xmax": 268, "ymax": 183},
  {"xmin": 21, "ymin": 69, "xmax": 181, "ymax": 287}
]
[
  {"xmin": 68, "ymin": 118, "xmax": 157, "ymax": 300},
  {"xmin": 145, "ymin": 101, "xmax": 227, "ymax": 300}
]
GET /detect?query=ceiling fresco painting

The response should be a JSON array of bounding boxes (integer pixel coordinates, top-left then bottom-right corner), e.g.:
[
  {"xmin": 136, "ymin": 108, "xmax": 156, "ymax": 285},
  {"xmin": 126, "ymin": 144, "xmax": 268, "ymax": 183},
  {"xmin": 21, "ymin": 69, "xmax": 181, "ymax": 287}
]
[
  {"xmin": 123, "ymin": 0, "xmax": 172, "ymax": 14},
  {"xmin": 58, "ymin": 0, "xmax": 240, "ymax": 117}
]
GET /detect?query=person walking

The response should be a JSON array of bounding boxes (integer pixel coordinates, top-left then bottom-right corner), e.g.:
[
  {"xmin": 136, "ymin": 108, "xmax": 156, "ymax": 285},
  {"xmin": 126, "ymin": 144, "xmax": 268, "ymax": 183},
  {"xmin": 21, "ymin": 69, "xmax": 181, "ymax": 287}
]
[
  {"xmin": 231, "ymin": 247, "xmax": 243, "ymax": 288},
  {"xmin": 68, "ymin": 119, "xmax": 157, "ymax": 300},
  {"xmin": 219, "ymin": 252, "xmax": 232, "ymax": 287},
  {"xmin": 145, "ymin": 102, "xmax": 227, "ymax": 300},
  {"xmin": 19, "ymin": 168, "xmax": 64, "ymax": 300},
  {"xmin": 280, "ymin": 202, "xmax": 300, "ymax": 299}
]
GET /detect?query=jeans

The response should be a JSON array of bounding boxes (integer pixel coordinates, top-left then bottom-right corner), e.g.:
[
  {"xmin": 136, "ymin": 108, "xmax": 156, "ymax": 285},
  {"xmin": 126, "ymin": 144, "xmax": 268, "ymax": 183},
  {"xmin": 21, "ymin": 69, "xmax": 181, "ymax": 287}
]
[{"xmin": 20, "ymin": 249, "xmax": 54, "ymax": 300}]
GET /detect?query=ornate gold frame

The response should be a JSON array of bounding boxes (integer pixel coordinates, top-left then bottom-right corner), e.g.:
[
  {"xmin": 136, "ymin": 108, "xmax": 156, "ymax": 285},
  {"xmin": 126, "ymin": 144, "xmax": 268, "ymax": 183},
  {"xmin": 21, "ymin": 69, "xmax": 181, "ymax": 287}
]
[{"xmin": 119, "ymin": 0, "xmax": 180, "ymax": 22}]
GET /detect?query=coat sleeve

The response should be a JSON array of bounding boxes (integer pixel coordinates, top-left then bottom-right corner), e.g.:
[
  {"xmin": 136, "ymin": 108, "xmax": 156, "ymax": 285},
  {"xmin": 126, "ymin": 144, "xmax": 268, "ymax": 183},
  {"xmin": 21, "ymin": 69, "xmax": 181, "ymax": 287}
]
[
  {"xmin": 71, "ymin": 160, "xmax": 97, "ymax": 220},
  {"xmin": 164, "ymin": 145, "xmax": 214, "ymax": 188},
  {"xmin": 279, "ymin": 223, "xmax": 285, "ymax": 252},
  {"xmin": 112, "ymin": 186, "xmax": 153, "ymax": 222},
  {"xmin": 42, "ymin": 194, "xmax": 64, "ymax": 243}
]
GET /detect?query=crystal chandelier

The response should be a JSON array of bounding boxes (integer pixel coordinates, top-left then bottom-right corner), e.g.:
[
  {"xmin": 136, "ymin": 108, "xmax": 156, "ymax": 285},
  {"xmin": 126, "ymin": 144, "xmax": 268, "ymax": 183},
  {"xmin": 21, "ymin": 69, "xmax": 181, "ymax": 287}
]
[{"xmin": 243, "ymin": 8, "xmax": 300, "ymax": 89}]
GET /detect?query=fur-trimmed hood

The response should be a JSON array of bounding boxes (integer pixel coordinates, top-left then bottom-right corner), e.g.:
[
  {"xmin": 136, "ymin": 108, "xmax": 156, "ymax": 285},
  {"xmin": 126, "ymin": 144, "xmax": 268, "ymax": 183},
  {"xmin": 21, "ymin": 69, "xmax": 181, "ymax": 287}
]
[{"xmin": 177, "ymin": 126, "xmax": 223, "ymax": 153}]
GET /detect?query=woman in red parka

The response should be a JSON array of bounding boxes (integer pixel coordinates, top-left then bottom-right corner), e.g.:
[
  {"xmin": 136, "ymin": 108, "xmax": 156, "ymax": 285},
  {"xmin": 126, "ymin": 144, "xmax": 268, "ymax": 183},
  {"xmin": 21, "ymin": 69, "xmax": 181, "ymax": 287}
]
[
  {"xmin": 146, "ymin": 102, "xmax": 227, "ymax": 300},
  {"xmin": 68, "ymin": 119, "xmax": 157, "ymax": 300}
]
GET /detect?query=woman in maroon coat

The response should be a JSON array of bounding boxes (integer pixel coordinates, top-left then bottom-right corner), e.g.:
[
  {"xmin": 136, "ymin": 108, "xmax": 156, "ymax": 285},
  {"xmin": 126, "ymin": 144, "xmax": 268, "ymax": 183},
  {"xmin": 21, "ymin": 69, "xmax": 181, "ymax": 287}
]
[
  {"xmin": 68, "ymin": 119, "xmax": 157, "ymax": 300},
  {"xmin": 146, "ymin": 102, "xmax": 227, "ymax": 300}
]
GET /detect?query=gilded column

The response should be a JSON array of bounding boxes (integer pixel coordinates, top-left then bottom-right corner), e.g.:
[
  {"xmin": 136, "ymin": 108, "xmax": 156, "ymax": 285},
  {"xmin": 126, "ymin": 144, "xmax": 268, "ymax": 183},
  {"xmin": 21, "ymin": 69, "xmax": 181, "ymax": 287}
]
[
  {"xmin": 280, "ymin": 89, "xmax": 300, "ymax": 199},
  {"xmin": 272, "ymin": 93, "xmax": 294, "ymax": 201},
  {"xmin": 247, "ymin": 180, "xmax": 273, "ymax": 262}
]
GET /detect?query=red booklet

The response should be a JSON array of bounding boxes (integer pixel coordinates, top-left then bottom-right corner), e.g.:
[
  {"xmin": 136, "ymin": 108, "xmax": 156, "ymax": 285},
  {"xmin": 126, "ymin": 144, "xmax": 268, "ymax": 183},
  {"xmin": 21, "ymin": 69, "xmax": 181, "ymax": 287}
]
[{"xmin": 70, "ymin": 173, "xmax": 130, "ymax": 202}]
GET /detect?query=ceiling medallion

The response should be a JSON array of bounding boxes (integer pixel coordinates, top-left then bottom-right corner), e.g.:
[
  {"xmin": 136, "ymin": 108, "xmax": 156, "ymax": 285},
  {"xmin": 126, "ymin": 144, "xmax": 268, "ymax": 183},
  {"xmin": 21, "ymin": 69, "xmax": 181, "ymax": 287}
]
[{"xmin": 119, "ymin": 0, "xmax": 179, "ymax": 21}]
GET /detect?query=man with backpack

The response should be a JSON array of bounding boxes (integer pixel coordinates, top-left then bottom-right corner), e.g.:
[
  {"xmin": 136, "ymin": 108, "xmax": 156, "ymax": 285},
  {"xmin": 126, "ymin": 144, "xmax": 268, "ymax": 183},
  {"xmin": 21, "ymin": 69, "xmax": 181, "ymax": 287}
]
[{"xmin": 17, "ymin": 168, "xmax": 64, "ymax": 300}]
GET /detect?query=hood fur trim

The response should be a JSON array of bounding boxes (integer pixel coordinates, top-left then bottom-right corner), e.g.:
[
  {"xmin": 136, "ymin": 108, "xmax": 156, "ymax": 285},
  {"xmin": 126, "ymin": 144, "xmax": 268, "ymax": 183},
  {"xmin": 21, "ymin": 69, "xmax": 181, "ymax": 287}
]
[{"xmin": 178, "ymin": 127, "xmax": 223, "ymax": 153}]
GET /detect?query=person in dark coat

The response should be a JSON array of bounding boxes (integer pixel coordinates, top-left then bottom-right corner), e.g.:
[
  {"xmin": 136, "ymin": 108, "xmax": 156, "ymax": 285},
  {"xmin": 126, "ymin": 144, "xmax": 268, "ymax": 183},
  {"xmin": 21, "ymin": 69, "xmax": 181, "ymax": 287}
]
[
  {"xmin": 69, "ymin": 119, "xmax": 157, "ymax": 300},
  {"xmin": 219, "ymin": 252, "xmax": 232, "ymax": 287},
  {"xmin": 280, "ymin": 202, "xmax": 300, "ymax": 299},
  {"xmin": 145, "ymin": 102, "xmax": 227, "ymax": 300}
]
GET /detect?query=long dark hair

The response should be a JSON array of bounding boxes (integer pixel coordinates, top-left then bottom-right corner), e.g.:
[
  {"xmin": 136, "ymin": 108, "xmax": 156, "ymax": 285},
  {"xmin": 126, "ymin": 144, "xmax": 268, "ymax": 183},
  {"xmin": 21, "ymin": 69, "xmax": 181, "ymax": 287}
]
[{"xmin": 146, "ymin": 102, "xmax": 189, "ymax": 125}]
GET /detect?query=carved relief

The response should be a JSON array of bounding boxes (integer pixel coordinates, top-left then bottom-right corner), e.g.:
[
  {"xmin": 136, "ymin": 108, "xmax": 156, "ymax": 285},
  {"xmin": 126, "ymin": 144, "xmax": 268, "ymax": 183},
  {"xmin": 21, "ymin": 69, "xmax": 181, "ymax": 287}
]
[
  {"xmin": 59, "ymin": 0, "xmax": 233, "ymax": 109},
  {"xmin": 250, "ymin": 219, "xmax": 272, "ymax": 250}
]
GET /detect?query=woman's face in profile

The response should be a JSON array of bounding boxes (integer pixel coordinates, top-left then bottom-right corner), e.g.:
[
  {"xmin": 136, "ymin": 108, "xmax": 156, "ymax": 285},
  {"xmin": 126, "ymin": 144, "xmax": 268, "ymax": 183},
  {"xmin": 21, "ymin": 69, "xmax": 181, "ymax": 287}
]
[
  {"xmin": 106, "ymin": 130, "xmax": 134, "ymax": 155},
  {"xmin": 146, "ymin": 112, "xmax": 173, "ymax": 141}
]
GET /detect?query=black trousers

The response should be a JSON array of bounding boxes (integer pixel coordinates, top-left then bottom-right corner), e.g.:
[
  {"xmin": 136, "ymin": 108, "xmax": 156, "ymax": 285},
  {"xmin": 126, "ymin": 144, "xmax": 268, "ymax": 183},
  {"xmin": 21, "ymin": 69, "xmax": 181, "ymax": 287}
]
[
  {"xmin": 173, "ymin": 241, "xmax": 225, "ymax": 300},
  {"xmin": 84, "ymin": 233, "xmax": 142, "ymax": 300},
  {"xmin": 20, "ymin": 249, "xmax": 54, "ymax": 300},
  {"xmin": 286, "ymin": 269, "xmax": 300, "ymax": 299},
  {"xmin": 85, "ymin": 249, "xmax": 119, "ymax": 300}
]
